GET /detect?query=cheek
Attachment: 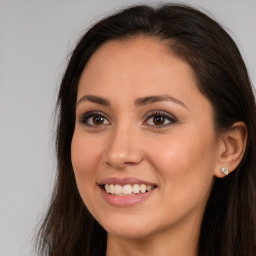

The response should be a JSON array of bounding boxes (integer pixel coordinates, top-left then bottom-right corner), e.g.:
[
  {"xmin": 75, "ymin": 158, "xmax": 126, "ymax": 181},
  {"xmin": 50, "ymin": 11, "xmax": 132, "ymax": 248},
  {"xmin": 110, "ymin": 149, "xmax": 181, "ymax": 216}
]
[
  {"xmin": 149, "ymin": 134, "xmax": 216, "ymax": 170},
  {"xmin": 71, "ymin": 130, "xmax": 102, "ymax": 205},
  {"xmin": 71, "ymin": 130, "xmax": 101, "ymax": 175},
  {"xmin": 147, "ymin": 129, "xmax": 217, "ymax": 198}
]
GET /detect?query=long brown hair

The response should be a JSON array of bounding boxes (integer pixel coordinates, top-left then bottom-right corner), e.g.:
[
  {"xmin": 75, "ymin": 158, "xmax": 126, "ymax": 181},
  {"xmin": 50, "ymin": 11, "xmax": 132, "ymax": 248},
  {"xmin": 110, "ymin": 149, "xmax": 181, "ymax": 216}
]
[{"xmin": 37, "ymin": 4, "xmax": 256, "ymax": 256}]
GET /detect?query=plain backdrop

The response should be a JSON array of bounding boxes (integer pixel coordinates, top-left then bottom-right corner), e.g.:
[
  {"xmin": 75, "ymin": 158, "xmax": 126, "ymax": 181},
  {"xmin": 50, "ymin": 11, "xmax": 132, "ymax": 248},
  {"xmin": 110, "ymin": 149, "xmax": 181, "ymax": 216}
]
[{"xmin": 0, "ymin": 0, "xmax": 255, "ymax": 255}]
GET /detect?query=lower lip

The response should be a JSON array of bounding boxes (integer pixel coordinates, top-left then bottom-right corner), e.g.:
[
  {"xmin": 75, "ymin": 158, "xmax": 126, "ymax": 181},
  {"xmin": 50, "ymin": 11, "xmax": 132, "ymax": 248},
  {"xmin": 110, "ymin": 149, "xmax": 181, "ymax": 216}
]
[{"xmin": 100, "ymin": 186, "xmax": 155, "ymax": 207}]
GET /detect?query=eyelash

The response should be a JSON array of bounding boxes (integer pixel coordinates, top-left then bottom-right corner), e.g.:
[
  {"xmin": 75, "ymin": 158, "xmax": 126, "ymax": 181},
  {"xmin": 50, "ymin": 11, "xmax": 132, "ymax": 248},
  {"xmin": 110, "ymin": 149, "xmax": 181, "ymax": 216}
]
[
  {"xmin": 79, "ymin": 110, "xmax": 177, "ymax": 128},
  {"xmin": 143, "ymin": 111, "xmax": 177, "ymax": 128},
  {"xmin": 79, "ymin": 111, "xmax": 111, "ymax": 127}
]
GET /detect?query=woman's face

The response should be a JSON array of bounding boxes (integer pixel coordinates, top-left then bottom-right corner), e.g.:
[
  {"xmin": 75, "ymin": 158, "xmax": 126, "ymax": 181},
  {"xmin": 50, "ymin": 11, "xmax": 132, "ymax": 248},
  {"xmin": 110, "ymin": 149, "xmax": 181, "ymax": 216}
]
[{"xmin": 71, "ymin": 37, "xmax": 220, "ymax": 240}]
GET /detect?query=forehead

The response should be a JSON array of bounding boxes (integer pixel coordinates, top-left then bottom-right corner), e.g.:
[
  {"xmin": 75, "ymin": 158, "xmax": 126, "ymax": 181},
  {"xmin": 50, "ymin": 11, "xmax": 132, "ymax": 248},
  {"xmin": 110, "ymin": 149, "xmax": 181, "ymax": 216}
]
[{"xmin": 78, "ymin": 36, "xmax": 198, "ymax": 97}]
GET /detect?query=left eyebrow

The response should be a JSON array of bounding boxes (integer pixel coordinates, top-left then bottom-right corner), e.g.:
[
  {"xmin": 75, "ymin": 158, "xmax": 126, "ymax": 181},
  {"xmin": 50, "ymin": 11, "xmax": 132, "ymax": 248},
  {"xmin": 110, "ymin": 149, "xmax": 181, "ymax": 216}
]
[{"xmin": 134, "ymin": 94, "xmax": 188, "ymax": 109}]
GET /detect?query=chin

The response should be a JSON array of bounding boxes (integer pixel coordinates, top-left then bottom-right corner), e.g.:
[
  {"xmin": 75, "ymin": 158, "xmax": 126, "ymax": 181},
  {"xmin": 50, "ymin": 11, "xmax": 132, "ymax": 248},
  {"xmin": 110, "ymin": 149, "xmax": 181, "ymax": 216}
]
[
  {"xmin": 107, "ymin": 227, "xmax": 155, "ymax": 240},
  {"xmin": 99, "ymin": 215, "xmax": 158, "ymax": 240}
]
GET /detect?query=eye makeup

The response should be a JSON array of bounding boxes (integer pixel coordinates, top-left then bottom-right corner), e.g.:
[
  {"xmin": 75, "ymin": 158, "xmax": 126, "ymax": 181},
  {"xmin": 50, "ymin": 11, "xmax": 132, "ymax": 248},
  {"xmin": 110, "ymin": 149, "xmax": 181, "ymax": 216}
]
[{"xmin": 143, "ymin": 110, "xmax": 178, "ymax": 128}]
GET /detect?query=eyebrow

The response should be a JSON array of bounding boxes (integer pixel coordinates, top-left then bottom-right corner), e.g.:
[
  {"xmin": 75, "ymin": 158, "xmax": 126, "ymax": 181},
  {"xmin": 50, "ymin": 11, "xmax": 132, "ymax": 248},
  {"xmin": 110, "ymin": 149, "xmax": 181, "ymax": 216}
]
[
  {"xmin": 76, "ymin": 94, "xmax": 187, "ymax": 109},
  {"xmin": 76, "ymin": 95, "xmax": 111, "ymax": 107},
  {"xmin": 135, "ymin": 94, "xmax": 188, "ymax": 108}
]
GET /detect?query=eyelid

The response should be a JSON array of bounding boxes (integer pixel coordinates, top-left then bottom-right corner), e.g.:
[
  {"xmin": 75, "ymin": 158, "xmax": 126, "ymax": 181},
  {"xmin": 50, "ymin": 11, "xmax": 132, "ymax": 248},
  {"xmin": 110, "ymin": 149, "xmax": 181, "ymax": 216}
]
[
  {"xmin": 143, "ymin": 110, "xmax": 177, "ymax": 127},
  {"xmin": 78, "ymin": 111, "xmax": 111, "ymax": 127}
]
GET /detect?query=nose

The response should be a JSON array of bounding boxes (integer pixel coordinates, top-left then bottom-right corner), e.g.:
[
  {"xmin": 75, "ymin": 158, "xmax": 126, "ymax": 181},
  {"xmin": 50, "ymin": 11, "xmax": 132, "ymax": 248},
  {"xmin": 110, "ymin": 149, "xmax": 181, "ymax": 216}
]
[{"xmin": 102, "ymin": 124, "xmax": 144, "ymax": 169}]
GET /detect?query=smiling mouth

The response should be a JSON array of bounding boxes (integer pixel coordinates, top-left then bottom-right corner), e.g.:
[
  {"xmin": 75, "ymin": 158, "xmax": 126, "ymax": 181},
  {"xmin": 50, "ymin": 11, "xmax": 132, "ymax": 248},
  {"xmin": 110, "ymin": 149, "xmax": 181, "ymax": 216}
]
[{"xmin": 102, "ymin": 184, "xmax": 157, "ymax": 196}]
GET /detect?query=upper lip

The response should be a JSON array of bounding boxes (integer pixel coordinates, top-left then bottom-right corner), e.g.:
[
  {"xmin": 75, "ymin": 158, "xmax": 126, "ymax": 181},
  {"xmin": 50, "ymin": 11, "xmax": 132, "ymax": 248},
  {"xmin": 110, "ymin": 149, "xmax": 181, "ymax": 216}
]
[{"xmin": 98, "ymin": 177, "xmax": 157, "ymax": 186}]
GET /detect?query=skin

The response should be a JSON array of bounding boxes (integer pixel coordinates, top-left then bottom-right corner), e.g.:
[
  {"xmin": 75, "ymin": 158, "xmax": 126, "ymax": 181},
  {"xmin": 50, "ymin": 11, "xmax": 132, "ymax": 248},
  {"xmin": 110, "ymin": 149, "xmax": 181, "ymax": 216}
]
[{"xmin": 71, "ymin": 37, "xmax": 231, "ymax": 256}]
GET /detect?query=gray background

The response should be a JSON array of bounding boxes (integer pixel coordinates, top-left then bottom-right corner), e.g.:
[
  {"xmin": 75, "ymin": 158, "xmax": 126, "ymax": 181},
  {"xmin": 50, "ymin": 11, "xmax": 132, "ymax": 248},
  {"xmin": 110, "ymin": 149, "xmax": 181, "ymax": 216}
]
[{"xmin": 0, "ymin": 0, "xmax": 255, "ymax": 255}]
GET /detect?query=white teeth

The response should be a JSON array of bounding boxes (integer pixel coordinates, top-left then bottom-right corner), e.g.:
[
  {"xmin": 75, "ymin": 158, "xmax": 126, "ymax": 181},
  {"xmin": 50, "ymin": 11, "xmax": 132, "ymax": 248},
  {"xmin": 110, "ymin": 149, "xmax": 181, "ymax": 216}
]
[
  {"xmin": 114, "ymin": 184, "xmax": 122, "ymax": 195},
  {"xmin": 133, "ymin": 184, "xmax": 140, "ymax": 194},
  {"xmin": 104, "ymin": 184, "xmax": 154, "ymax": 196},
  {"xmin": 146, "ymin": 185, "xmax": 152, "ymax": 192},
  {"xmin": 110, "ymin": 184, "xmax": 115, "ymax": 194},
  {"xmin": 105, "ymin": 184, "xmax": 110, "ymax": 193},
  {"xmin": 123, "ymin": 184, "xmax": 133, "ymax": 195},
  {"xmin": 140, "ymin": 184, "xmax": 146, "ymax": 193}
]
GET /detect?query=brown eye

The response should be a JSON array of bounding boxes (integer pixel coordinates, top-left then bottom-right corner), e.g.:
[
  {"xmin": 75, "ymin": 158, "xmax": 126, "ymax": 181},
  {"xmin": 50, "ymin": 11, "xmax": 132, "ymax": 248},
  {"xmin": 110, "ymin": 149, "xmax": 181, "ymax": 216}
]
[
  {"xmin": 80, "ymin": 112, "xmax": 111, "ymax": 127},
  {"xmin": 153, "ymin": 116, "xmax": 165, "ymax": 125},
  {"xmin": 93, "ymin": 115, "xmax": 105, "ymax": 125},
  {"xmin": 144, "ymin": 111, "xmax": 177, "ymax": 127}
]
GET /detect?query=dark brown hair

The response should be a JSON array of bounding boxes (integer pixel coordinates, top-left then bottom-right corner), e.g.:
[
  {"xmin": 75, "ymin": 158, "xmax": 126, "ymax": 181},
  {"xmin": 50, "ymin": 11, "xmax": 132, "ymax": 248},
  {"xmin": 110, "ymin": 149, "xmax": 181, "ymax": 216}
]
[{"xmin": 37, "ymin": 4, "xmax": 256, "ymax": 256}]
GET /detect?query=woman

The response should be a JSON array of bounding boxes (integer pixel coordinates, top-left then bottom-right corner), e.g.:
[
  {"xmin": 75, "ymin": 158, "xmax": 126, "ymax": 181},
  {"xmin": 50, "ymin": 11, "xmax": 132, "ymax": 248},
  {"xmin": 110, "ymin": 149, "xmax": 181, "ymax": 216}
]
[{"xmin": 37, "ymin": 3, "xmax": 256, "ymax": 256}]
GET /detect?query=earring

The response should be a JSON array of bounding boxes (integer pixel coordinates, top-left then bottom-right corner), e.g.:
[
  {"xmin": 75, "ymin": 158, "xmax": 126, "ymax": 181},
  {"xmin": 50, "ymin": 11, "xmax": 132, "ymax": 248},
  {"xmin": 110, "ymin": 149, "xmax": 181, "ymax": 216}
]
[{"xmin": 221, "ymin": 167, "xmax": 229, "ymax": 176}]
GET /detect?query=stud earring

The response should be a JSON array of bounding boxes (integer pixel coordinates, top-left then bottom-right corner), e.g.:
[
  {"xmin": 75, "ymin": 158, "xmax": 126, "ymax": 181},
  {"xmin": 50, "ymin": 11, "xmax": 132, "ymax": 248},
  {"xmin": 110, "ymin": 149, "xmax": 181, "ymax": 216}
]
[{"xmin": 221, "ymin": 167, "xmax": 229, "ymax": 176}]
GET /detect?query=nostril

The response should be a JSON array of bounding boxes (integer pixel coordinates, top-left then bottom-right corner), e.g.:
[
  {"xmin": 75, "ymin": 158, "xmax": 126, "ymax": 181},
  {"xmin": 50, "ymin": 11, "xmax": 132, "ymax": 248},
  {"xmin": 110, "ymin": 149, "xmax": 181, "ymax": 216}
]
[
  {"xmin": 123, "ymin": 162, "xmax": 137, "ymax": 166},
  {"xmin": 104, "ymin": 161, "xmax": 112, "ymax": 167},
  {"xmin": 103, "ymin": 160, "xmax": 139, "ymax": 169}
]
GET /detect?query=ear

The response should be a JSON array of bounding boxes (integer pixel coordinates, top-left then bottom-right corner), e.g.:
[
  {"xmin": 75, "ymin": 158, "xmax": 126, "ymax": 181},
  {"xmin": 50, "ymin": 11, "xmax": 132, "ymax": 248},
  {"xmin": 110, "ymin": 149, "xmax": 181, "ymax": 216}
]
[{"xmin": 214, "ymin": 121, "xmax": 247, "ymax": 178}]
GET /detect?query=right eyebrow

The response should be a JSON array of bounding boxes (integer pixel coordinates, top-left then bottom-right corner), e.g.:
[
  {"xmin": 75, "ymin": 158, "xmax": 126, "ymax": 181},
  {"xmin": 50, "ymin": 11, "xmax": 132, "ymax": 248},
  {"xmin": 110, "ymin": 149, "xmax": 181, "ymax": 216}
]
[{"xmin": 76, "ymin": 95, "xmax": 111, "ymax": 107}]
